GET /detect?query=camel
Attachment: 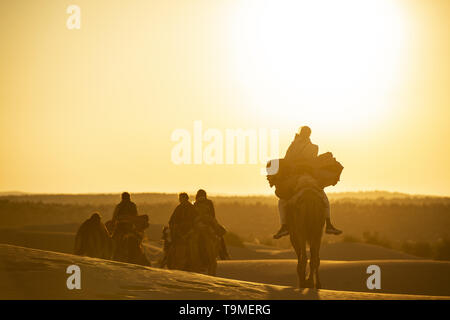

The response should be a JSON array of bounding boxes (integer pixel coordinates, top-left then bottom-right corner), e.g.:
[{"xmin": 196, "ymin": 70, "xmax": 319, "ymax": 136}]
[
  {"xmin": 106, "ymin": 215, "xmax": 151, "ymax": 266},
  {"xmin": 287, "ymin": 188, "xmax": 326, "ymax": 289},
  {"xmin": 166, "ymin": 234, "xmax": 190, "ymax": 271},
  {"xmin": 74, "ymin": 213, "xmax": 112, "ymax": 259},
  {"xmin": 166, "ymin": 220, "xmax": 220, "ymax": 276},
  {"xmin": 188, "ymin": 221, "xmax": 221, "ymax": 275},
  {"xmin": 113, "ymin": 230, "xmax": 150, "ymax": 266}
]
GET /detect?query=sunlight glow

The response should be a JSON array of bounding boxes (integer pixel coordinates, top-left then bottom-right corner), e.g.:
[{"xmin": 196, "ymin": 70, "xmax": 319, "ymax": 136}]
[{"xmin": 228, "ymin": 0, "xmax": 411, "ymax": 131}]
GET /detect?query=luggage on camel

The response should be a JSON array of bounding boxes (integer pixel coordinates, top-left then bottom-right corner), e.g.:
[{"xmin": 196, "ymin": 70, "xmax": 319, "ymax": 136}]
[
  {"xmin": 266, "ymin": 152, "xmax": 344, "ymax": 196},
  {"xmin": 311, "ymin": 152, "xmax": 344, "ymax": 188}
]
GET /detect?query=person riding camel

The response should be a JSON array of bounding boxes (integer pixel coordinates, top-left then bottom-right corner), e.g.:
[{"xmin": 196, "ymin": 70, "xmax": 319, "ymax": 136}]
[
  {"xmin": 166, "ymin": 193, "xmax": 197, "ymax": 270},
  {"xmin": 168, "ymin": 193, "xmax": 197, "ymax": 244},
  {"xmin": 272, "ymin": 126, "xmax": 343, "ymax": 239},
  {"xmin": 193, "ymin": 189, "xmax": 230, "ymax": 260},
  {"xmin": 111, "ymin": 192, "xmax": 139, "ymax": 239},
  {"xmin": 74, "ymin": 212, "xmax": 112, "ymax": 259},
  {"xmin": 109, "ymin": 192, "xmax": 150, "ymax": 264}
]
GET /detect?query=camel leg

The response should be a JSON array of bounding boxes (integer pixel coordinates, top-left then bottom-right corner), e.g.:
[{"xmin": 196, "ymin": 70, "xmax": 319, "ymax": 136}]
[
  {"xmin": 315, "ymin": 259, "xmax": 321, "ymax": 289},
  {"xmin": 207, "ymin": 238, "xmax": 219, "ymax": 276},
  {"xmin": 186, "ymin": 233, "xmax": 199, "ymax": 272},
  {"xmin": 309, "ymin": 241, "xmax": 321, "ymax": 289},
  {"xmin": 306, "ymin": 246, "xmax": 314, "ymax": 288},
  {"xmin": 297, "ymin": 242, "xmax": 307, "ymax": 288},
  {"xmin": 291, "ymin": 236, "xmax": 307, "ymax": 288}
]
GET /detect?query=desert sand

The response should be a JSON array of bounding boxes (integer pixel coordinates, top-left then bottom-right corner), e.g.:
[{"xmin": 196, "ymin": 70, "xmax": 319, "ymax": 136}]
[
  {"xmin": 0, "ymin": 224, "xmax": 449, "ymax": 299},
  {"xmin": 1, "ymin": 244, "xmax": 448, "ymax": 300},
  {"xmin": 217, "ymin": 259, "xmax": 450, "ymax": 296},
  {"xmin": 226, "ymin": 242, "xmax": 420, "ymax": 260}
]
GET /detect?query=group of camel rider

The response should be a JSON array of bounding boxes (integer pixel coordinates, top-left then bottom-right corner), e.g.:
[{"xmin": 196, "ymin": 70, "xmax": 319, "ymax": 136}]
[
  {"xmin": 270, "ymin": 126, "xmax": 343, "ymax": 239},
  {"xmin": 167, "ymin": 190, "xmax": 230, "ymax": 261},
  {"xmin": 74, "ymin": 192, "xmax": 147, "ymax": 261},
  {"xmin": 74, "ymin": 125, "xmax": 342, "ymax": 265},
  {"xmin": 74, "ymin": 190, "xmax": 230, "ymax": 264},
  {"xmin": 111, "ymin": 190, "xmax": 230, "ymax": 262}
]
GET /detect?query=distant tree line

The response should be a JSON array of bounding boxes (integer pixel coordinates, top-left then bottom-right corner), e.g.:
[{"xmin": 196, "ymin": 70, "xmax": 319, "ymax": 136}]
[{"xmin": 1, "ymin": 194, "xmax": 449, "ymax": 260}]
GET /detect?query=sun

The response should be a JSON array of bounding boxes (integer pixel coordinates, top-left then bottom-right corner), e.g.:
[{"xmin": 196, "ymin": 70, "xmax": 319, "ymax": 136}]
[{"xmin": 227, "ymin": 0, "xmax": 411, "ymax": 132}]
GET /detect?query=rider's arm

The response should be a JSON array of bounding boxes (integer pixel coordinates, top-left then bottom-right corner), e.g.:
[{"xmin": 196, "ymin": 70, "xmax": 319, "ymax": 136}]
[
  {"xmin": 209, "ymin": 201, "xmax": 216, "ymax": 218},
  {"xmin": 284, "ymin": 138, "xmax": 297, "ymax": 161},
  {"xmin": 112, "ymin": 205, "xmax": 119, "ymax": 222},
  {"xmin": 132, "ymin": 203, "xmax": 138, "ymax": 216},
  {"xmin": 168, "ymin": 207, "xmax": 179, "ymax": 229}
]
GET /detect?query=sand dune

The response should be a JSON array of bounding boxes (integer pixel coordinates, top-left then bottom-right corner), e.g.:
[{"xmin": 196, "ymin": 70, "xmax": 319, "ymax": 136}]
[
  {"xmin": 0, "ymin": 244, "xmax": 447, "ymax": 300},
  {"xmin": 217, "ymin": 259, "xmax": 450, "ymax": 297},
  {"xmin": 1, "ymin": 224, "xmax": 447, "ymax": 299},
  {"xmin": 318, "ymin": 242, "xmax": 420, "ymax": 260},
  {"xmin": 0, "ymin": 228, "xmax": 76, "ymax": 254},
  {"xmin": 229, "ymin": 242, "xmax": 419, "ymax": 260},
  {"xmin": 0, "ymin": 226, "xmax": 420, "ymax": 261}
]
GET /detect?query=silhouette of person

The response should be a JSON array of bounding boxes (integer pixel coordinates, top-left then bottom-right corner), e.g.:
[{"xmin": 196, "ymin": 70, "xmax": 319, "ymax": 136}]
[
  {"xmin": 113, "ymin": 192, "xmax": 138, "ymax": 221},
  {"xmin": 168, "ymin": 193, "xmax": 197, "ymax": 243},
  {"xmin": 194, "ymin": 189, "xmax": 230, "ymax": 260},
  {"xmin": 273, "ymin": 126, "xmax": 342, "ymax": 239},
  {"xmin": 74, "ymin": 212, "xmax": 111, "ymax": 259},
  {"xmin": 111, "ymin": 192, "xmax": 139, "ymax": 241}
]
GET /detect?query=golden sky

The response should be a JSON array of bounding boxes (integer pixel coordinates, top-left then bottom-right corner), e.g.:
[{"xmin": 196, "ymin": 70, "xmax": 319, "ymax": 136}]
[{"xmin": 1, "ymin": 0, "xmax": 449, "ymax": 196}]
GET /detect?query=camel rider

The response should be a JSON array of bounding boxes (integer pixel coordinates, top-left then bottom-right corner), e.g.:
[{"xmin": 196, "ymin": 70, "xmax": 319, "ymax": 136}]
[
  {"xmin": 74, "ymin": 212, "xmax": 112, "ymax": 259},
  {"xmin": 273, "ymin": 126, "xmax": 342, "ymax": 239},
  {"xmin": 193, "ymin": 189, "xmax": 230, "ymax": 260},
  {"xmin": 169, "ymin": 193, "xmax": 197, "ymax": 243},
  {"xmin": 112, "ymin": 192, "xmax": 139, "ymax": 241}
]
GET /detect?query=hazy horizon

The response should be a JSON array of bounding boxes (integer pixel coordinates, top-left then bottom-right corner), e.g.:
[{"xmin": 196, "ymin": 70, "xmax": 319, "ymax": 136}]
[{"xmin": 1, "ymin": 188, "xmax": 448, "ymax": 198}]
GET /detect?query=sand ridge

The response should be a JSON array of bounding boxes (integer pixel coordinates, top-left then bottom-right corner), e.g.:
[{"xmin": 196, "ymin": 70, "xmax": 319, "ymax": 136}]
[{"xmin": 0, "ymin": 244, "xmax": 448, "ymax": 300}]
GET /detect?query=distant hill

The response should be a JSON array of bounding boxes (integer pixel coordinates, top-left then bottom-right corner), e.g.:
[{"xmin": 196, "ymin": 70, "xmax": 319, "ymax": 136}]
[
  {"xmin": 0, "ymin": 190, "xmax": 447, "ymax": 206},
  {"xmin": 1, "ymin": 191, "xmax": 449, "ymax": 245},
  {"xmin": 0, "ymin": 191, "xmax": 28, "ymax": 196},
  {"xmin": 328, "ymin": 191, "xmax": 446, "ymax": 200}
]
